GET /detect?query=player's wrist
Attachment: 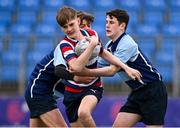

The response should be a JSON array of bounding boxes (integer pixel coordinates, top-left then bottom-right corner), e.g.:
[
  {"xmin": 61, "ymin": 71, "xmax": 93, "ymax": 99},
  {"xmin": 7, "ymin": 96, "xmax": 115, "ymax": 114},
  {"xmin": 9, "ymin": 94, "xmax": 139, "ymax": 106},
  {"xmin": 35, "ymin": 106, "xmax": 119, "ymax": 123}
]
[
  {"xmin": 123, "ymin": 65, "xmax": 129, "ymax": 72},
  {"xmin": 87, "ymin": 42, "xmax": 97, "ymax": 49}
]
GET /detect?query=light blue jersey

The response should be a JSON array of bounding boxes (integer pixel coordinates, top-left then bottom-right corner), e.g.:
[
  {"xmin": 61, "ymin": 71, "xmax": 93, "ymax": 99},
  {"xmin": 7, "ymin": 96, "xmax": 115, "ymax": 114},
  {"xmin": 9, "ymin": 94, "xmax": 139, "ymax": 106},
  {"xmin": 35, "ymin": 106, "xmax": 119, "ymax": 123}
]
[
  {"xmin": 98, "ymin": 33, "xmax": 162, "ymax": 90},
  {"xmin": 54, "ymin": 43, "xmax": 68, "ymax": 68}
]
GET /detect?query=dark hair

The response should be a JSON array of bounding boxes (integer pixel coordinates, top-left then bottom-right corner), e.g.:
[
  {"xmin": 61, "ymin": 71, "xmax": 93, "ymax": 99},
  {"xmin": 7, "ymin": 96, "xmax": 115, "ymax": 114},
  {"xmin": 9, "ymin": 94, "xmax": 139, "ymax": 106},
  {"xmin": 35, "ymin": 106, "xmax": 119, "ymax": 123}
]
[
  {"xmin": 56, "ymin": 6, "xmax": 77, "ymax": 27},
  {"xmin": 77, "ymin": 11, "xmax": 94, "ymax": 27},
  {"xmin": 106, "ymin": 9, "xmax": 129, "ymax": 30}
]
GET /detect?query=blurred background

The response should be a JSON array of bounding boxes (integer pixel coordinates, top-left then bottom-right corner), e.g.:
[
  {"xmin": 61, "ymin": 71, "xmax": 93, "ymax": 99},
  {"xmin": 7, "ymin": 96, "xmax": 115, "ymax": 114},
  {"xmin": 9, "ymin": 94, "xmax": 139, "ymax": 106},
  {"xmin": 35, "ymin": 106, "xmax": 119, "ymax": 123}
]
[{"xmin": 0, "ymin": 0, "xmax": 180, "ymax": 126}]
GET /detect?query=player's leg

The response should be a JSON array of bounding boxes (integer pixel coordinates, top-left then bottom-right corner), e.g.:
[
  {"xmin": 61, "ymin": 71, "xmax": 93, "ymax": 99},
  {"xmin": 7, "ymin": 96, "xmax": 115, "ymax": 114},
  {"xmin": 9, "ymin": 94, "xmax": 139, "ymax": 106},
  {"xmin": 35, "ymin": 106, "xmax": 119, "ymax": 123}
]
[
  {"xmin": 30, "ymin": 118, "xmax": 47, "ymax": 127},
  {"xmin": 113, "ymin": 87, "xmax": 142, "ymax": 127},
  {"xmin": 69, "ymin": 95, "xmax": 97, "ymax": 127},
  {"xmin": 113, "ymin": 112, "xmax": 141, "ymax": 127},
  {"xmin": 63, "ymin": 91, "xmax": 84, "ymax": 127},
  {"xmin": 29, "ymin": 96, "xmax": 67, "ymax": 127},
  {"xmin": 77, "ymin": 87, "xmax": 103, "ymax": 127},
  {"xmin": 40, "ymin": 108, "xmax": 67, "ymax": 127},
  {"xmin": 141, "ymin": 81, "xmax": 167, "ymax": 127},
  {"xmin": 146, "ymin": 125, "xmax": 163, "ymax": 128},
  {"xmin": 70, "ymin": 118, "xmax": 84, "ymax": 127},
  {"xmin": 25, "ymin": 98, "xmax": 48, "ymax": 127},
  {"xmin": 77, "ymin": 95, "xmax": 98, "ymax": 127}
]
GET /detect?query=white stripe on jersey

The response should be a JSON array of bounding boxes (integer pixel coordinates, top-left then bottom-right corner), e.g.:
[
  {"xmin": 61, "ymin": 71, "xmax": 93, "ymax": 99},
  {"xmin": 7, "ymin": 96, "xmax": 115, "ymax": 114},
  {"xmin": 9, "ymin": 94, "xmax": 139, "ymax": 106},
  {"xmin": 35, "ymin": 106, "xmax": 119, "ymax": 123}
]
[
  {"xmin": 130, "ymin": 49, "xmax": 140, "ymax": 62},
  {"xmin": 53, "ymin": 78, "xmax": 62, "ymax": 91},
  {"xmin": 66, "ymin": 35, "xmax": 78, "ymax": 43},
  {"xmin": 139, "ymin": 53, "xmax": 161, "ymax": 81},
  {"xmin": 59, "ymin": 40, "xmax": 75, "ymax": 49},
  {"xmin": 81, "ymin": 29, "xmax": 90, "ymax": 37},
  {"xmin": 67, "ymin": 77, "xmax": 99, "ymax": 87},
  {"xmin": 94, "ymin": 30, "xmax": 99, "ymax": 38},
  {"xmin": 64, "ymin": 50, "xmax": 75, "ymax": 58},
  {"xmin": 30, "ymin": 59, "xmax": 54, "ymax": 98}
]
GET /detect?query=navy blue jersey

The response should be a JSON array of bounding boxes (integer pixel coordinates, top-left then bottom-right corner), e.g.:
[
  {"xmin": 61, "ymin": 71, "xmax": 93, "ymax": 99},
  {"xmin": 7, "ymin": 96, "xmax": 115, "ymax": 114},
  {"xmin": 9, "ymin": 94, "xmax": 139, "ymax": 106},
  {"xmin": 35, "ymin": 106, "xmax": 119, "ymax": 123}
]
[
  {"xmin": 98, "ymin": 33, "xmax": 162, "ymax": 90},
  {"xmin": 25, "ymin": 50, "xmax": 64, "ymax": 99}
]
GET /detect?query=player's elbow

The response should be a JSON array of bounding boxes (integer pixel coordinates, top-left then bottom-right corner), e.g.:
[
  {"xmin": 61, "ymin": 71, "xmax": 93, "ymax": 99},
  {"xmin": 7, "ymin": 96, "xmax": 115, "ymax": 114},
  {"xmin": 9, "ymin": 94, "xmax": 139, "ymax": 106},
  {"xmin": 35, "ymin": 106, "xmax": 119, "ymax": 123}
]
[
  {"xmin": 108, "ymin": 66, "xmax": 118, "ymax": 76},
  {"xmin": 69, "ymin": 65, "xmax": 83, "ymax": 74},
  {"xmin": 108, "ymin": 69, "xmax": 116, "ymax": 76},
  {"xmin": 68, "ymin": 60, "xmax": 84, "ymax": 74}
]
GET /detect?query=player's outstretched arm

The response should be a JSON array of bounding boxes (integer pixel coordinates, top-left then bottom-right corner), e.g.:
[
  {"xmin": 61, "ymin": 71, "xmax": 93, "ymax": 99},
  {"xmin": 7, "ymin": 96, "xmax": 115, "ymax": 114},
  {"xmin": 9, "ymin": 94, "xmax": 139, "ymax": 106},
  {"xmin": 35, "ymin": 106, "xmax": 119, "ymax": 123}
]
[
  {"xmin": 100, "ymin": 49, "xmax": 128, "ymax": 70},
  {"xmin": 75, "ymin": 64, "xmax": 143, "ymax": 84},
  {"xmin": 100, "ymin": 49, "xmax": 143, "ymax": 83},
  {"xmin": 76, "ymin": 64, "xmax": 120, "ymax": 77},
  {"xmin": 71, "ymin": 49, "xmax": 143, "ymax": 83}
]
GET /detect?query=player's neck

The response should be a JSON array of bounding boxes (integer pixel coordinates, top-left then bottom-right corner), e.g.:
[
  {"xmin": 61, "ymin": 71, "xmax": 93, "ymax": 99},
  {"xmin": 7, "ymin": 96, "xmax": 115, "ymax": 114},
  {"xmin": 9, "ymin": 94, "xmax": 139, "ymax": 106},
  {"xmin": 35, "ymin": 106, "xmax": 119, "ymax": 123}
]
[
  {"xmin": 75, "ymin": 30, "xmax": 85, "ymax": 41},
  {"xmin": 112, "ymin": 31, "xmax": 124, "ymax": 42}
]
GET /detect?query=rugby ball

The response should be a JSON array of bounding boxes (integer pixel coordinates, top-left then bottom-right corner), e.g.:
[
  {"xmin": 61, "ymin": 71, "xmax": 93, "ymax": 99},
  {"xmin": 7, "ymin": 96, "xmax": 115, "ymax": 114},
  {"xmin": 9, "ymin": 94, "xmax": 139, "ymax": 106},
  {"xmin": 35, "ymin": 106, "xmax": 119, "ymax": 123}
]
[{"xmin": 75, "ymin": 39, "xmax": 101, "ymax": 63}]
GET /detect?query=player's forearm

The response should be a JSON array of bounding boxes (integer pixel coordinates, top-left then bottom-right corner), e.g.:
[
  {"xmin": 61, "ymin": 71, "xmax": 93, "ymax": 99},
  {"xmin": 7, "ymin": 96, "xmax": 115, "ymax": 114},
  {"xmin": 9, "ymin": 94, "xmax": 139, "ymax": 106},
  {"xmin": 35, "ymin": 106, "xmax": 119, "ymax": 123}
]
[
  {"xmin": 75, "ymin": 65, "xmax": 119, "ymax": 77},
  {"xmin": 55, "ymin": 65, "xmax": 96, "ymax": 83},
  {"xmin": 69, "ymin": 44, "xmax": 96, "ymax": 72},
  {"xmin": 100, "ymin": 49, "xmax": 129, "ymax": 70}
]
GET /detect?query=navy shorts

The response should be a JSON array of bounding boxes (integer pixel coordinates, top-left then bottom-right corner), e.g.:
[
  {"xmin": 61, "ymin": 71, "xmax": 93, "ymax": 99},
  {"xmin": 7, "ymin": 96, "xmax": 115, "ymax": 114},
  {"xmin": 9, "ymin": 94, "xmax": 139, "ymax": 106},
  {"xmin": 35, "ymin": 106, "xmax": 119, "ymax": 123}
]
[
  {"xmin": 25, "ymin": 95, "xmax": 58, "ymax": 118},
  {"xmin": 63, "ymin": 87, "xmax": 103, "ymax": 123},
  {"xmin": 120, "ymin": 81, "xmax": 167, "ymax": 125}
]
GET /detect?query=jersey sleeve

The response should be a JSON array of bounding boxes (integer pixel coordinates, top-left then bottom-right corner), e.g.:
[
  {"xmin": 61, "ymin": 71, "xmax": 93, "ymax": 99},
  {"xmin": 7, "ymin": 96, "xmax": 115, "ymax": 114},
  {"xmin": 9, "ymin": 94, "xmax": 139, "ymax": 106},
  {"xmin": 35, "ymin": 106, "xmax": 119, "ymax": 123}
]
[
  {"xmin": 53, "ymin": 43, "xmax": 67, "ymax": 67},
  {"xmin": 59, "ymin": 41, "xmax": 77, "ymax": 63}
]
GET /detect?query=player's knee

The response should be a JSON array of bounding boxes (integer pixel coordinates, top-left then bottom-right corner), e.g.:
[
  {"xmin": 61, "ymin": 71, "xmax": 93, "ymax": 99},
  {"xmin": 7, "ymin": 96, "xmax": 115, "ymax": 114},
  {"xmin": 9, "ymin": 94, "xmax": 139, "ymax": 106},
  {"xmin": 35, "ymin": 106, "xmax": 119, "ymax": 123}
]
[{"xmin": 78, "ymin": 109, "xmax": 91, "ymax": 120}]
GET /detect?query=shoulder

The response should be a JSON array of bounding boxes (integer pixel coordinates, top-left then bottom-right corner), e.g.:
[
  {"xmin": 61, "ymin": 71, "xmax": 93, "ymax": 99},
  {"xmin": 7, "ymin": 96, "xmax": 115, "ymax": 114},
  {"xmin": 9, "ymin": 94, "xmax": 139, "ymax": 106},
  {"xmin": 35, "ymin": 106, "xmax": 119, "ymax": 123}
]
[
  {"xmin": 56, "ymin": 38, "xmax": 74, "ymax": 49},
  {"xmin": 105, "ymin": 40, "xmax": 112, "ymax": 48},
  {"xmin": 120, "ymin": 34, "xmax": 138, "ymax": 48},
  {"xmin": 82, "ymin": 29, "xmax": 97, "ymax": 36},
  {"xmin": 122, "ymin": 34, "xmax": 136, "ymax": 44}
]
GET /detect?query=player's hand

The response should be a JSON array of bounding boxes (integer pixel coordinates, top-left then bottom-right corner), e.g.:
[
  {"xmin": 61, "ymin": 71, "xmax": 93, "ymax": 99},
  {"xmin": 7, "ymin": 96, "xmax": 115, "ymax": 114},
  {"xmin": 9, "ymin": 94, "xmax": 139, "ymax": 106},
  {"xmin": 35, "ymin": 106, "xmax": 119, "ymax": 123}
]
[
  {"xmin": 86, "ymin": 35, "xmax": 99, "ymax": 46},
  {"xmin": 73, "ymin": 76, "xmax": 96, "ymax": 84},
  {"xmin": 125, "ymin": 67, "xmax": 144, "ymax": 84}
]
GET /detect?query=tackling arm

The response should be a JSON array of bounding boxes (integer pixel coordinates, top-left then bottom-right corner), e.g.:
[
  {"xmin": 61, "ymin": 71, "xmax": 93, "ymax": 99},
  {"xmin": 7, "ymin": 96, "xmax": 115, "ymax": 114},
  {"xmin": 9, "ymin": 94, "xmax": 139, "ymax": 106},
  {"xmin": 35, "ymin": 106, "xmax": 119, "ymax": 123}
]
[
  {"xmin": 100, "ymin": 49, "xmax": 129, "ymax": 71},
  {"xmin": 76, "ymin": 64, "xmax": 120, "ymax": 77},
  {"xmin": 69, "ymin": 49, "xmax": 143, "ymax": 82},
  {"xmin": 55, "ymin": 65, "xmax": 96, "ymax": 84}
]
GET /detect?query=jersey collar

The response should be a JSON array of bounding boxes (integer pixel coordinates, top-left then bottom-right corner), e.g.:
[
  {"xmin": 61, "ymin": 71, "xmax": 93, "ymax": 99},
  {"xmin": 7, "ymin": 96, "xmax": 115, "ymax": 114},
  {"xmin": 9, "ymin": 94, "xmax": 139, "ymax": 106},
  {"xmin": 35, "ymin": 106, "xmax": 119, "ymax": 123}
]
[
  {"xmin": 107, "ymin": 32, "xmax": 126, "ymax": 53},
  {"xmin": 65, "ymin": 29, "xmax": 89, "ymax": 43}
]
